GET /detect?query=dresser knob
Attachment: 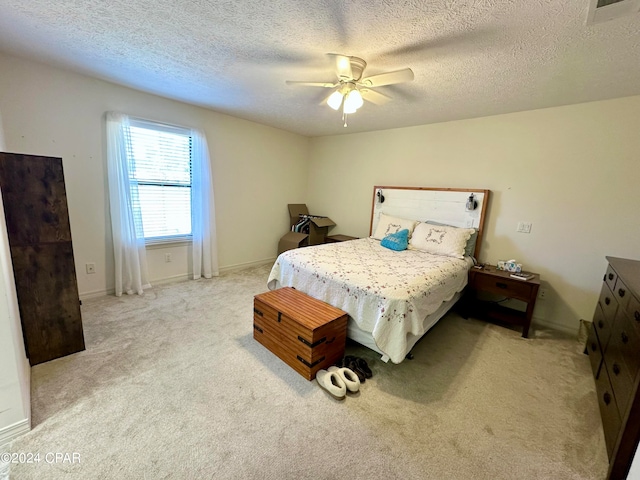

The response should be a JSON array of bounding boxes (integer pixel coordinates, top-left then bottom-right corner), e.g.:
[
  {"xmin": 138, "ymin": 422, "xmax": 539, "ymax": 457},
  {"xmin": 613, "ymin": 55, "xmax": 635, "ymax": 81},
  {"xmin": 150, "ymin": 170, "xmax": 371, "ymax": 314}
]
[
  {"xmin": 621, "ymin": 332, "xmax": 629, "ymax": 344},
  {"xmin": 604, "ymin": 392, "xmax": 612, "ymax": 405},
  {"xmin": 613, "ymin": 363, "xmax": 621, "ymax": 375},
  {"xmin": 591, "ymin": 342, "xmax": 597, "ymax": 352},
  {"xmin": 605, "ymin": 297, "xmax": 611, "ymax": 306},
  {"xmin": 598, "ymin": 320, "xmax": 604, "ymax": 329},
  {"xmin": 618, "ymin": 288, "xmax": 626, "ymax": 298},
  {"xmin": 635, "ymin": 311, "xmax": 640, "ymax": 322},
  {"xmin": 608, "ymin": 273, "xmax": 614, "ymax": 281}
]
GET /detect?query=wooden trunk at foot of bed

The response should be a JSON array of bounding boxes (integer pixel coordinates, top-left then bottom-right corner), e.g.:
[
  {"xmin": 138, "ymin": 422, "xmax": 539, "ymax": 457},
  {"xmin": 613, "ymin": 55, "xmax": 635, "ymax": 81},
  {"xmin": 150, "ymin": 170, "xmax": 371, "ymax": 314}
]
[{"xmin": 253, "ymin": 287, "xmax": 348, "ymax": 380}]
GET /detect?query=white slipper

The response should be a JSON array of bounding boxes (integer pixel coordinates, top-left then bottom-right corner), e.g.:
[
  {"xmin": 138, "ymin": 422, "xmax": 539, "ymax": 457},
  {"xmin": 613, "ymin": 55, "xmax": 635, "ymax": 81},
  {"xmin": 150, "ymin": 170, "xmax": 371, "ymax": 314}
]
[
  {"xmin": 328, "ymin": 366, "xmax": 361, "ymax": 393},
  {"xmin": 316, "ymin": 369, "xmax": 346, "ymax": 399}
]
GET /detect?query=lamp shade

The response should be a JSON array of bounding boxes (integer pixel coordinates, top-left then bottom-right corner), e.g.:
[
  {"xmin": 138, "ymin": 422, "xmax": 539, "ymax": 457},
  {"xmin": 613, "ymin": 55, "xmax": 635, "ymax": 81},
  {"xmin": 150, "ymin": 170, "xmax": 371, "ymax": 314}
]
[
  {"xmin": 327, "ymin": 90, "xmax": 343, "ymax": 110},
  {"xmin": 343, "ymin": 89, "xmax": 363, "ymax": 113}
]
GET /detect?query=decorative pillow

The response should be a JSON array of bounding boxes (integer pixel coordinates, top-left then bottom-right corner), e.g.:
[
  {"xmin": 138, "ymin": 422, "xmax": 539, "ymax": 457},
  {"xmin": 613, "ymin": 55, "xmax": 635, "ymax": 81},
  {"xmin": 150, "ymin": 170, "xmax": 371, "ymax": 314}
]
[
  {"xmin": 426, "ymin": 220, "xmax": 478, "ymax": 258},
  {"xmin": 380, "ymin": 229, "xmax": 409, "ymax": 251},
  {"xmin": 409, "ymin": 222, "xmax": 475, "ymax": 259},
  {"xmin": 372, "ymin": 214, "xmax": 417, "ymax": 240}
]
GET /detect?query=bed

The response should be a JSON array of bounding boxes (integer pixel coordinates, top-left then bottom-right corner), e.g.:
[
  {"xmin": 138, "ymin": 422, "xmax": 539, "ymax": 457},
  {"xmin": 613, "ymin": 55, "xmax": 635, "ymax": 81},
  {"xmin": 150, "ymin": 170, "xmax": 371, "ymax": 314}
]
[{"xmin": 267, "ymin": 186, "xmax": 490, "ymax": 364}]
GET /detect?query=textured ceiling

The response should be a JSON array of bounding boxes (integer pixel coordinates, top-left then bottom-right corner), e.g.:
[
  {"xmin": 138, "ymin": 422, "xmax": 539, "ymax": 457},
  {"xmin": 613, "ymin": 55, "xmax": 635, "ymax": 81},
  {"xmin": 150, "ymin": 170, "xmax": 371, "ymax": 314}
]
[{"xmin": 0, "ymin": 0, "xmax": 639, "ymax": 137}]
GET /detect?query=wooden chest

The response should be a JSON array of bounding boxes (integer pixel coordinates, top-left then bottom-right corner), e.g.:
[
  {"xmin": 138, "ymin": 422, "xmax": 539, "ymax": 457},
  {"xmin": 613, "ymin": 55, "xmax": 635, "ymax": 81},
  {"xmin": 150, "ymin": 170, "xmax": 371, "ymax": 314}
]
[{"xmin": 253, "ymin": 287, "xmax": 348, "ymax": 380}]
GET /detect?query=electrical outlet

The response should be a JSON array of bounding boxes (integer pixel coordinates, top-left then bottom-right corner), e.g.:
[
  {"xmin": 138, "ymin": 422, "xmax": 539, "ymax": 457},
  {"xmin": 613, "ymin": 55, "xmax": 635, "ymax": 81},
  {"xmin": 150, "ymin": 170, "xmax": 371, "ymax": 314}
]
[
  {"xmin": 538, "ymin": 289, "xmax": 547, "ymax": 299},
  {"xmin": 86, "ymin": 263, "xmax": 96, "ymax": 274},
  {"xmin": 164, "ymin": 253, "xmax": 172, "ymax": 263},
  {"xmin": 517, "ymin": 222, "xmax": 532, "ymax": 233}
]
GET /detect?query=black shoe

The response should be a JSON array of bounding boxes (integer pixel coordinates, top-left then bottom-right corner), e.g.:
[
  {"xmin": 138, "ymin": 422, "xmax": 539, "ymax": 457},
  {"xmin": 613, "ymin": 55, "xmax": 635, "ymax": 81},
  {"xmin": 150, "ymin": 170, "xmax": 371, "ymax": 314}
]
[
  {"xmin": 354, "ymin": 358, "xmax": 372, "ymax": 378},
  {"xmin": 346, "ymin": 360, "xmax": 366, "ymax": 383},
  {"xmin": 336, "ymin": 355, "xmax": 356, "ymax": 368}
]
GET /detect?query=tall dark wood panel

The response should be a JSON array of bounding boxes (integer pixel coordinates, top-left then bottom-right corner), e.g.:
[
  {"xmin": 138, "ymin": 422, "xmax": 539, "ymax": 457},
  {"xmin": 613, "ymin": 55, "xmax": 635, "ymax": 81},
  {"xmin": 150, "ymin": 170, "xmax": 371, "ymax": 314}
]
[{"xmin": 0, "ymin": 152, "xmax": 84, "ymax": 365}]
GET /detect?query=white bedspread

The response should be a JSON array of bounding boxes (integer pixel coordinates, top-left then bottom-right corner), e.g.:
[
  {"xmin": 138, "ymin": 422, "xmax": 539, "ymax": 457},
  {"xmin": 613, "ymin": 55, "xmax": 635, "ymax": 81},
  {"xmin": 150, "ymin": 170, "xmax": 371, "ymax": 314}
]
[{"xmin": 267, "ymin": 238, "xmax": 472, "ymax": 363}]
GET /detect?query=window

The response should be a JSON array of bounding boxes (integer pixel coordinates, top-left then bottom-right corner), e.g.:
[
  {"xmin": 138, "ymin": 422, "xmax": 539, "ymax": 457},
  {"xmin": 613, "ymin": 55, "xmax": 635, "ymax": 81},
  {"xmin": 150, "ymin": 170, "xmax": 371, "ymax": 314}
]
[{"xmin": 128, "ymin": 118, "xmax": 192, "ymax": 243}]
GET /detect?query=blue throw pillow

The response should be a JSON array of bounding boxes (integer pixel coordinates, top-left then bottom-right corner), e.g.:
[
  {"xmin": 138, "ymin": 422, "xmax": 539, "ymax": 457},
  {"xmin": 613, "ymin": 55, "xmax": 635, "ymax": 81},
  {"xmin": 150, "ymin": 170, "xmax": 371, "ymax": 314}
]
[{"xmin": 380, "ymin": 229, "xmax": 409, "ymax": 251}]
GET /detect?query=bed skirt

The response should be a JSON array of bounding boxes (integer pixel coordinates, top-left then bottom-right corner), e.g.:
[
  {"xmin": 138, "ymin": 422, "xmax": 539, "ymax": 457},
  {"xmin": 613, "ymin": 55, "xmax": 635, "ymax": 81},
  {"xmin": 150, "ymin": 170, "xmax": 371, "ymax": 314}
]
[{"xmin": 346, "ymin": 291, "xmax": 463, "ymax": 362}]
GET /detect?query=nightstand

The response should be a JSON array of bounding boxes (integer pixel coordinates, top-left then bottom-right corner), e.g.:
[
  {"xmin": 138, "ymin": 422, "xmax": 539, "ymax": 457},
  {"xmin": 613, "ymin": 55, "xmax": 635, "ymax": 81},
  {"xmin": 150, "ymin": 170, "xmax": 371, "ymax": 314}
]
[
  {"xmin": 465, "ymin": 265, "xmax": 541, "ymax": 338},
  {"xmin": 324, "ymin": 234, "xmax": 358, "ymax": 243}
]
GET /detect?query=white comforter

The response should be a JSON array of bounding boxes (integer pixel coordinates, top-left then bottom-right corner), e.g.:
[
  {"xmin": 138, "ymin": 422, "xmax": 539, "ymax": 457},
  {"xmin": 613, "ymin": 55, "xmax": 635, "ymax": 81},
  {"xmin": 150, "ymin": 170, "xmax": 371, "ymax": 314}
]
[{"xmin": 267, "ymin": 238, "xmax": 472, "ymax": 363}]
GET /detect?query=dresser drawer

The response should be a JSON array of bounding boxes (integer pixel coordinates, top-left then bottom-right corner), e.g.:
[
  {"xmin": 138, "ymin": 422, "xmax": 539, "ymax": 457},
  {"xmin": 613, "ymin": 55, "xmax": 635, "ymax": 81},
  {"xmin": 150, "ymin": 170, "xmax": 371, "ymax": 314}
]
[
  {"xmin": 614, "ymin": 277, "xmax": 631, "ymax": 313},
  {"xmin": 595, "ymin": 364, "xmax": 622, "ymax": 459},
  {"xmin": 608, "ymin": 313, "xmax": 640, "ymax": 407},
  {"xmin": 614, "ymin": 311, "xmax": 640, "ymax": 377},
  {"xmin": 605, "ymin": 353, "xmax": 634, "ymax": 419},
  {"xmin": 598, "ymin": 283, "xmax": 619, "ymax": 330},
  {"xmin": 626, "ymin": 293, "xmax": 640, "ymax": 337},
  {"xmin": 592, "ymin": 303, "xmax": 612, "ymax": 353},
  {"xmin": 471, "ymin": 273, "xmax": 535, "ymax": 302},
  {"xmin": 587, "ymin": 322, "xmax": 603, "ymax": 378},
  {"xmin": 605, "ymin": 264, "xmax": 618, "ymax": 292}
]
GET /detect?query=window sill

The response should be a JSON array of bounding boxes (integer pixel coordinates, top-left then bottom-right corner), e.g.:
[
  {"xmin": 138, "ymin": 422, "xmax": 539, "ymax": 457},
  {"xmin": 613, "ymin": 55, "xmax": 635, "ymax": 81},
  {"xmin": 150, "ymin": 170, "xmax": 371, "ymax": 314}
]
[{"xmin": 145, "ymin": 236, "xmax": 192, "ymax": 248}]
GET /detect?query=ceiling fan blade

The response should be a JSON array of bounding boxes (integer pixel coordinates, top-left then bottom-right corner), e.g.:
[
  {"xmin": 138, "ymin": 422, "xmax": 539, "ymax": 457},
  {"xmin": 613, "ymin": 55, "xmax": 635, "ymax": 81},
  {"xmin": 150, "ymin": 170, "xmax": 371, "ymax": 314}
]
[
  {"xmin": 285, "ymin": 80, "xmax": 337, "ymax": 88},
  {"xmin": 360, "ymin": 68, "xmax": 414, "ymax": 87},
  {"xmin": 328, "ymin": 54, "xmax": 353, "ymax": 80},
  {"xmin": 360, "ymin": 88, "xmax": 392, "ymax": 105}
]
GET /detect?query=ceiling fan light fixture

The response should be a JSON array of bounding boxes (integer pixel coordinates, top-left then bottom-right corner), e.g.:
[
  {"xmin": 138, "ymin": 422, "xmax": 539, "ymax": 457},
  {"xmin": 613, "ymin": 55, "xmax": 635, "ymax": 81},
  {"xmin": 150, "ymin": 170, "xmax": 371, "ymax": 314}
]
[
  {"xmin": 343, "ymin": 102, "xmax": 357, "ymax": 115},
  {"xmin": 327, "ymin": 90, "xmax": 344, "ymax": 110},
  {"xmin": 344, "ymin": 89, "xmax": 363, "ymax": 112},
  {"xmin": 286, "ymin": 53, "xmax": 414, "ymax": 126}
]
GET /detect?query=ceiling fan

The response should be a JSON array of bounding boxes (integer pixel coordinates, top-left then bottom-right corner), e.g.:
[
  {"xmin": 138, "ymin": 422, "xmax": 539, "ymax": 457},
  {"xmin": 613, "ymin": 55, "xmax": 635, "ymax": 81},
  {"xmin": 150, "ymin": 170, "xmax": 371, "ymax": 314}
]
[{"xmin": 286, "ymin": 54, "xmax": 414, "ymax": 126}]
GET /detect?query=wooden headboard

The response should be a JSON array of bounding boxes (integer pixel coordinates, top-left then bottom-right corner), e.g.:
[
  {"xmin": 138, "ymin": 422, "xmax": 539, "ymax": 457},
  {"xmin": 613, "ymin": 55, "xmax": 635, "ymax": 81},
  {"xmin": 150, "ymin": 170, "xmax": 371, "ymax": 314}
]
[{"xmin": 369, "ymin": 186, "xmax": 491, "ymax": 260}]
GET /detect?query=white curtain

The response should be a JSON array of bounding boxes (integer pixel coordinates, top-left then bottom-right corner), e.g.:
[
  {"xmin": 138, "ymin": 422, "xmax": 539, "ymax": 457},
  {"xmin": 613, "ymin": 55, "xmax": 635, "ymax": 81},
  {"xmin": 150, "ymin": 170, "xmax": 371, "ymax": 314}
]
[
  {"xmin": 191, "ymin": 129, "xmax": 219, "ymax": 279},
  {"xmin": 106, "ymin": 112, "xmax": 150, "ymax": 296}
]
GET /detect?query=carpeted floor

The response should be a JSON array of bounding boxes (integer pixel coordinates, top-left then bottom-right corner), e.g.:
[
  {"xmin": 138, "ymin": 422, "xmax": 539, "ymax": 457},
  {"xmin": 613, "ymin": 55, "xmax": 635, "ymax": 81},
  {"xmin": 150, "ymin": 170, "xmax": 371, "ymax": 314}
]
[{"xmin": 5, "ymin": 264, "xmax": 609, "ymax": 479}]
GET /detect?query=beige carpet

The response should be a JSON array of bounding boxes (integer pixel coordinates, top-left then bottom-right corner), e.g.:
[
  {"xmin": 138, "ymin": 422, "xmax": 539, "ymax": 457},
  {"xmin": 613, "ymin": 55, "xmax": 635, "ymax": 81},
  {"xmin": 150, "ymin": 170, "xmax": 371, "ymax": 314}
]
[{"xmin": 5, "ymin": 264, "xmax": 608, "ymax": 479}]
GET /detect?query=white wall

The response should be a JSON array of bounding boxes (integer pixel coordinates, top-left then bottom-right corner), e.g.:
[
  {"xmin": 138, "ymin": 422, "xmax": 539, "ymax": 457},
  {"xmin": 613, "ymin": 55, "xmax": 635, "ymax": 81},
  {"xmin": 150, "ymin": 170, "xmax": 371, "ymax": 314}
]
[
  {"xmin": 0, "ymin": 109, "xmax": 31, "ymax": 445},
  {"xmin": 1, "ymin": 50, "xmax": 638, "ymax": 337},
  {"xmin": 0, "ymin": 52, "xmax": 310, "ymax": 297},
  {"xmin": 307, "ymin": 96, "xmax": 640, "ymax": 333}
]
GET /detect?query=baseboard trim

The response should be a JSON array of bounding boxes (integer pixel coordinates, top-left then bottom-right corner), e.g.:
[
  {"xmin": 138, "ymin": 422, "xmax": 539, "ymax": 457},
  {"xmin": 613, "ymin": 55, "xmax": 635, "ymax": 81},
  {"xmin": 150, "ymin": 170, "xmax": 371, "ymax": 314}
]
[
  {"xmin": 149, "ymin": 273, "xmax": 191, "ymax": 286},
  {"xmin": 79, "ymin": 258, "xmax": 276, "ymax": 300},
  {"xmin": 533, "ymin": 316, "xmax": 579, "ymax": 337},
  {"xmin": 0, "ymin": 418, "xmax": 30, "ymax": 446},
  {"xmin": 79, "ymin": 287, "xmax": 114, "ymax": 300},
  {"xmin": 219, "ymin": 257, "xmax": 276, "ymax": 274}
]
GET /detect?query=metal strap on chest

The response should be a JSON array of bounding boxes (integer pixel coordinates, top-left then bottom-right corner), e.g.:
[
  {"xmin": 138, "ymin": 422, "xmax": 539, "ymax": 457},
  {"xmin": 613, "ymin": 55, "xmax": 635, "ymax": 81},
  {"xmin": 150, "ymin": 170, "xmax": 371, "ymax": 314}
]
[
  {"xmin": 298, "ymin": 336, "xmax": 326, "ymax": 348},
  {"xmin": 296, "ymin": 355, "xmax": 325, "ymax": 368}
]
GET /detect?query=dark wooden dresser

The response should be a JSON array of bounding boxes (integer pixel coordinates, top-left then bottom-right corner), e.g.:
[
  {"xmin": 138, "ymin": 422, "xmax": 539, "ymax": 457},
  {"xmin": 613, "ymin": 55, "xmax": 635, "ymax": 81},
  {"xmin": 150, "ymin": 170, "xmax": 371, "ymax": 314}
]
[{"xmin": 587, "ymin": 257, "xmax": 640, "ymax": 479}]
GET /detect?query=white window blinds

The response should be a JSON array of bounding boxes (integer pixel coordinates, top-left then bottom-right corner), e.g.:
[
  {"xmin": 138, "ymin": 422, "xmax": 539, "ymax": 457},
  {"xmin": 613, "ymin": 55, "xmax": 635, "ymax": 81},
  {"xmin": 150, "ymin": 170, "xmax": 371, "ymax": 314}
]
[{"xmin": 128, "ymin": 119, "xmax": 192, "ymax": 242}]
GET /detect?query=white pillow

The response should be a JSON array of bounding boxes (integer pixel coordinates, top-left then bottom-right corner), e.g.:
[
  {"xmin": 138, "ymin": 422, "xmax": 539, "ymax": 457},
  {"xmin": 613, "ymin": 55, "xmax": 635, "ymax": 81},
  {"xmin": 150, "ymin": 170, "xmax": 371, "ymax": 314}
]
[
  {"xmin": 372, "ymin": 214, "xmax": 417, "ymax": 241},
  {"xmin": 409, "ymin": 222, "xmax": 475, "ymax": 259}
]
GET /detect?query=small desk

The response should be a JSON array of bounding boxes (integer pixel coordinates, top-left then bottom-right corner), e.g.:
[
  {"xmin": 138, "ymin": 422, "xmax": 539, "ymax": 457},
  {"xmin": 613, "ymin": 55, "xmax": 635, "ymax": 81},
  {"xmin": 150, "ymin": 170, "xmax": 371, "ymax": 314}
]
[{"xmin": 466, "ymin": 265, "xmax": 540, "ymax": 337}]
